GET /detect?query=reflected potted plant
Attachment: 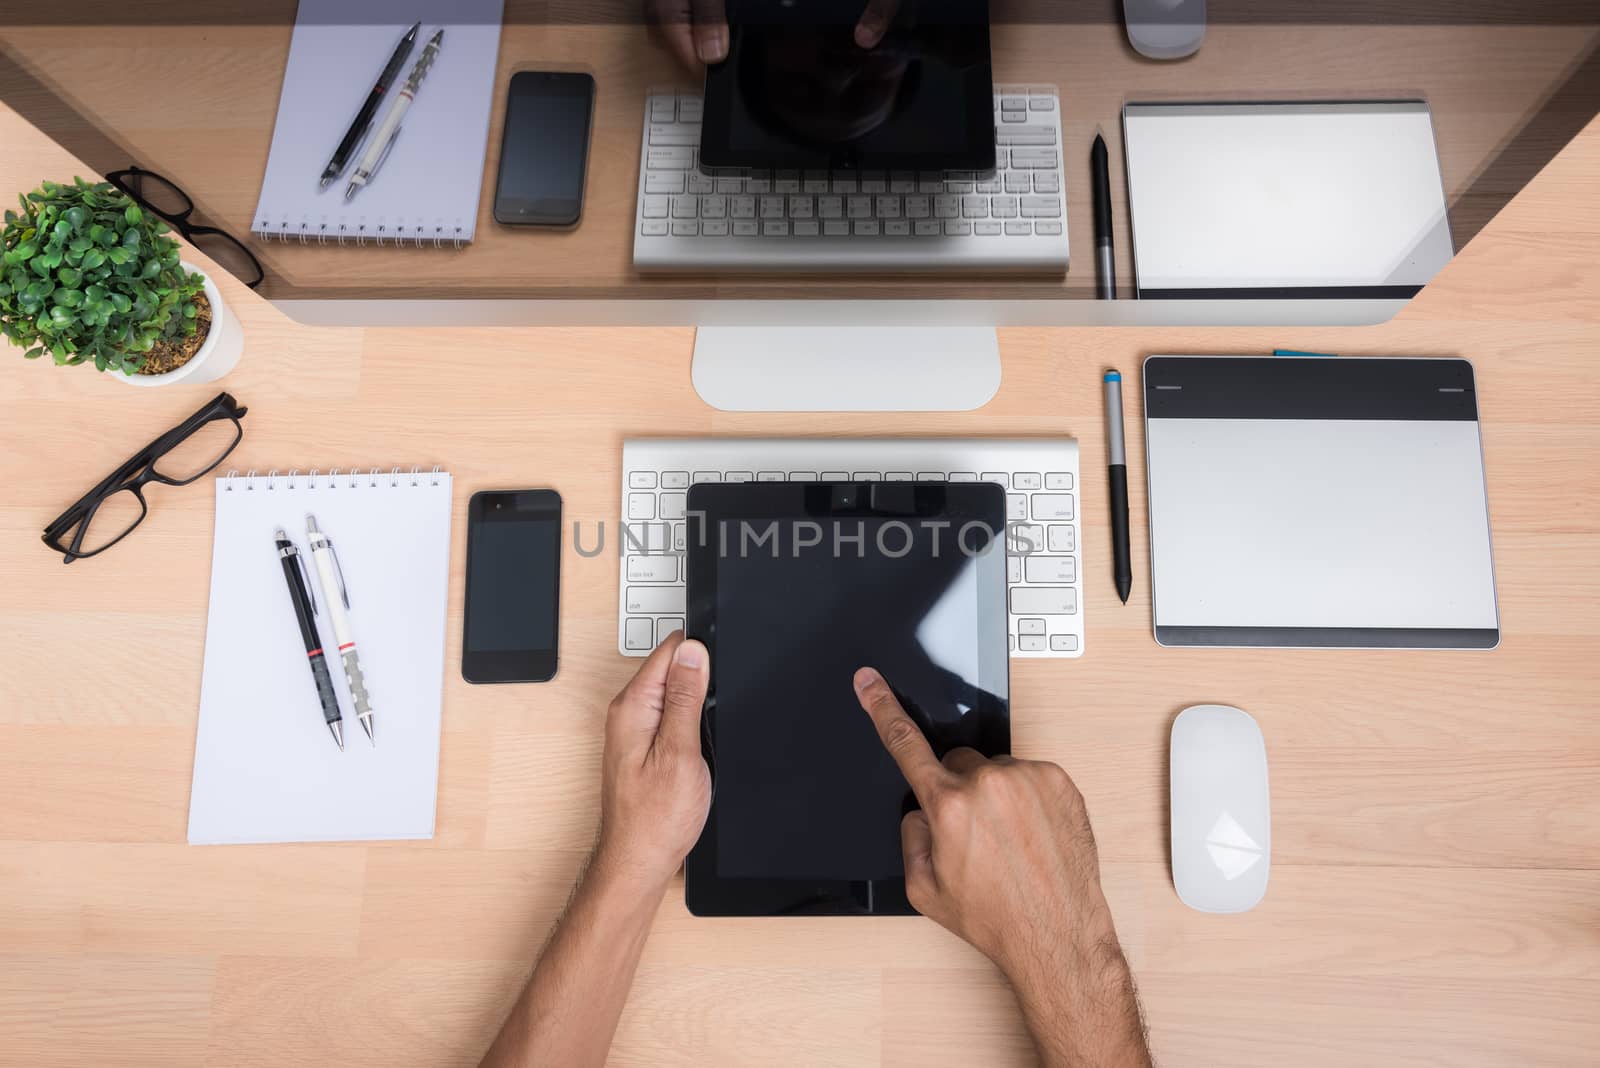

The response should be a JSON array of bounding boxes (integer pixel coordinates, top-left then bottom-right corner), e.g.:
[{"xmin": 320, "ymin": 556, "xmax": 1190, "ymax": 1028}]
[{"xmin": 0, "ymin": 177, "xmax": 242, "ymax": 386}]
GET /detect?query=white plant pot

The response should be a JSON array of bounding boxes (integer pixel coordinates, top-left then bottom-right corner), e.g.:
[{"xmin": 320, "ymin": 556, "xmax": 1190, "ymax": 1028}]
[{"xmin": 113, "ymin": 262, "xmax": 243, "ymax": 387}]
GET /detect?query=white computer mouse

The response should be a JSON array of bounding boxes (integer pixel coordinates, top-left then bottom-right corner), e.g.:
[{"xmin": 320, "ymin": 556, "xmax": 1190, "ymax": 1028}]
[
  {"xmin": 1170, "ymin": 704, "xmax": 1270, "ymax": 913},
  {"xmin": 1123, "ymin": 0, "xmax": 1206, "ymax": 60}
]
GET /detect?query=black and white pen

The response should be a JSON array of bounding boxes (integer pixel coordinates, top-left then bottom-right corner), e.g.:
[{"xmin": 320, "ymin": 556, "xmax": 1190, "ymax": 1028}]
[
  {"xmin": 1104, "ymin": 370, "xmax": 1132, "ymax": 603},
  {"xmin": 275, "ymin": 529, "xmax": 344, "ymax": 750},
  {"xmin": 319, "ymin": 21, "xmax": 419, "ymax": 188},
  {"xmin": 306, "ymin": 515, "xmax": 374, "ymax": 745}
]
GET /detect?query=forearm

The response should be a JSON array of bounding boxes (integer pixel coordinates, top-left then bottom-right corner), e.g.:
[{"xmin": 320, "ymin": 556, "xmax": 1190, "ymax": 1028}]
[
  {"xmin": 1002, "ymin": 919, "xmax": 1152, "ymax": 1068},
  {"xmin": 480, "ymin": 853, "xmax": 667, "ymax": 1068}
]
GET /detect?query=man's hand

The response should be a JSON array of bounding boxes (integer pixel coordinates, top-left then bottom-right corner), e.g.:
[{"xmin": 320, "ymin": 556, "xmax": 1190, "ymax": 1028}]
[
  {"xmin": 853, "ymin": 666, "xmax": 1152, "ymax": 1068},
  {"xmin": 596, "ymin": 632, "xmax": 712, "ymax": 889},
  {"xmin": 645, "ymin": 0, "xmax": 900, "ymax": 73}
]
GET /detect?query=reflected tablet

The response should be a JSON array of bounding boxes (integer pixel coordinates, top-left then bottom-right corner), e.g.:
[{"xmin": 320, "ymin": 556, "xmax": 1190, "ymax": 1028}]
[{"xmin": 683, "ymin": 481, "xmax": 1010, "ymax": 916}]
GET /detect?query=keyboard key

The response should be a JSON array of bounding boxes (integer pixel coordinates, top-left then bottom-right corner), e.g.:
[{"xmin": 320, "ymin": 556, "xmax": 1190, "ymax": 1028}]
[
  {"xmin": 1025, "ymin": 556, "xmax": 1077, "ymax": 583},
  {"xmin": 733, "ymin": 219, "xmax": 759, "ymax": 236},
  {"xmin": 1046, "ymin": 472, "xmax": 1073, "ymax": 489},
  {"xmin": 981, "ymin": 471, "xmax": 1007, "ymax": 485},
  {"xmin": 821, "ymin": 470, "xmax": 849, "ymax": 481},
  {"xmin": 1005, "ymin": 221, "xmax": 1032, "ymax": 236},
  {"xmin": 628, "ymin": 555, "xmax": 679, "ymax": 582},
  {"xmin": 905, "ymin": 195, "xmax": 931, "ymax": 219},
  {"xmin": 1004, "ymin": 173, "xmax": 1031, "ymax": 193},
  {"xmin": 794, "ymin": 219, "xmax": 820, "ymax": 236},
  {"xmin": 832, "ymin": 177, "xmax": 859, "ymax": 193},
  {"xmin": 716, "ymin": 178, "xmax": 743, "ymax": 194},
  {"xmin": 1006, "ymin": 493, "xmax": 1028, "ymax": 521},
  {"xmin": 774, "ymin": 178, "xmax": 801, "ymax": 194},
  {"xmin": 789, "ymin": 471, "xmax": 819, "ymax": 481},
  {"xmin": 1018, "ymin": 634, "xmax": 1047, "ymax": 652},
  {"xmin": 847, "ymin": 195, "xmax": 873, "ymax": 219},
  {"xmin": 818, "ymin": 195, "xmax": 843, "ymax": 218},
  {"xmin": 645, "ymin": 174, "xmax": 685, "ymax": 195},
  {"xmin": 702, "ymin": 218, "xmax": 729, "ymax": 236},
  {"xmin": 977, "ymin": 177, "xmax": 1001, "ymax": 193},
  {"xmin": 672, "ymin": 197, "xmax": 698, "ymax": 219},
  {"xmin": 627, "ymin": 492, "xmax": 655, "ymax": 519},
  {"xmin": 861, "ymin": 178, "xmax": 887, "ymax": 193},
  {"xmin": 1017, "ymin": 618, "xmax": 1046, "ymax": 635},
  {"xmin": 1001, "ymin": 95, "xmax": 1026, "ymax": 110},
  {"xmin": 944, "ymin": 220, "xmax": 972, "ymax": 236},
  {"xmin": 672, "ymin": 522, "xmax": 687, "ymax": 552},
  {"xmin": 658, "ymin": 617, "xmax": 686, "ymax": 643},
  {"xmin": 1001, "ymin": 111, "xmax": 1027, "ymax": 124},
  {"xmin": 945, "ymin": 181, "xmax": 974, "ymax": 194},
  {"xmin": 700, "ymin": 195, "xmax": 727, "ymax": 218},
  {"xmin": 1010, "ymin": 149, "xmax": 1057, "ymax": 168},
  {"xmin": 853, "ymin": 220, "xmax": 881, "ymax": 236},
  {"xmin": 991, "ymin": 196, "xmax": 1019, "ymax": 218},
  {"xmin": 916, "ymin": 471, "xmax": 947, "ymax": 481},
  {"xmin": 686, "ymin": 172, "xmax": 714, "ymax": 194},
  {"xmin": 823, "ymin": 220, "xmax": 850, "ymax": 236},
  {"xmin": 876, "ymin": 195, "xmax": 902, "ymax": 218},
  {"xmin": 1031, "ymin": 493, "xmax": 1075, "ymax": 520},
  {"xmin": 629, "ymin": 471, "xmax": 658, "ymax": 489},
  {"xmin": 627, "ymin": 586, "xmax": 686, "ymax": 615},
  {"xmin": 948, "ymin": 170, "xmax": 976, "ymax": 181},
  {"xmin": 890, "ymin": 172, "xmax": 916, "ymax": 192},
  {"xmin": 885, "ymin": 471, "xmax": 914, "ymax": 481},
  {"xmin": 914, "ymin": 220, "xmax": 941, "ymax": 236},
  {"xmin": 975, "ymin": 221, "xmax": 1002, "ymax": 235},
  {"xmin": 1008, "ymin": 523, "xmax": 1044, "ymax": 553},
  {"xmin": 1050, "ymin": 634, "xmax": 1079, "ymax": 652},
  {"xmin": 692, "ymin": 471, "xmax": 722, "ymax": 483},
  {"xmin": 1013, "ymin": 472, "xmax": 1042, "ymax": 489},
  {"xmin": 757, "ymin": 471, "xmax": 785, "ymax": 481},
  {"xmin": 642, "ymin": 195, "xmax": 671, "ymax": 219},
  {"xmin": 996, "ymin": 130, "xmax": 1054, "ymax": 145},
  {"xmin": 624, "ymin": 617, "xmax": 655, "ymax": 650},
  {"xmin": 962, "ymin": 196, "xmax": 989, "ymax": 218},
  {"xmin": 730, "ymin": 196, "xmax": 756, "ymax": 219},
  {"xmin": 662, "ymin": 470, "xmax": 690, "ymax": 488},
  {"xmin": 622, "ymin": 521, "xmax": 671, "ymax": 554},
  {"xmin": 726, "ymin": 471, "xmax": 754, "ymax": 482},
  {"xmin": 1020, "ymin": 196, "xmax": 1061, "ymax": 219},
  {"xmin": 933, "ymin": 195, "xmax": 960, "ymax": 219},
  {"xmin": 677, "ymin": 97, "xmax": 703, "ymax": 121},
  {"xmin": 640, "ymin": 220, "xmax": 669, "ymax": 236},
  {"xmin": 762, "ymin": 220, "xmax": 790, "ymax": 236},
  {"xmin": 659, "ymin": 491, "xmax": 687, "ymax": 519},
  {"xmin": 804, "ymin": 178, "xmax": 830, "ymax": 194},
  {"xmin": 852, "ymin": 471, "xmax": 882, "ymax": 480},
  {"xmin": 950, "ymin": 472, "xmax": 978, "ymax": 482},
  {"xmin": 670, "ymin": 220, "xmax": 698, "ymax": 236},
  {"xmin": 747, "ymin": 179, "xmax": 772, "ymax": 193},
  {"xmin": 1035, "ymin": 220, "xmax": 1064, "ymax": 235},
  {"xmin": 1047, "ymin": 524, "xmax": 1075, "ymax": 552},
  {"xmin": 759, "ymin": 195, "xmax": 785, "ymax": 219},
  {"xmin": 1029, "ymin": 96, "xmax": 1055, "ymax": 111},
  {"xmin": 885, "ymin": 219, "xmax": 911, "ymax": 236},
  {"xmin": 1007, "ymin": 555, "xmax": 1021, "ymax": 583},
  {"xmin": 788, "ymin": 195, "xmax": 814, "ymax": 218},
  {"xmin": 1034, "ymin": 173, "xmax": 1061, "ymax": 194},
  {"xmin": 650, "ymin": 97, "xmax": 677, "ymax": 122},
  {"xmin": 918, "ymin": 176, "xmax": 944, "ymax": 193},
  {"xmin": 647, "ymin": 147, "xmax": 693, "ymax": 169},
  {"xmin": 1009, "ymin": 586, "xmax": 1077, "ymax": 615}
]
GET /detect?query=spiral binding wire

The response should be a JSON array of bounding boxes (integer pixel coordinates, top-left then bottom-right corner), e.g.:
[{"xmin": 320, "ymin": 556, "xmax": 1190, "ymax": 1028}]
[
  {"xmin": 221, "ymin": 466, "xmax": 446, "ymax": 490},
  {"xmin": 254, "ymin": 219, "xmax": 466, "ymax": 249}
]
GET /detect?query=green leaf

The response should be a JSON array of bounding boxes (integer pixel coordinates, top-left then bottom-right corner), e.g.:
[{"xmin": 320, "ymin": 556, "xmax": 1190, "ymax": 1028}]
[
  {"xmin": 94, "ymin": 352, "xmax": 107, "ymax": 372},
  {"xmin": 84, "ymin": 283, "xmax": 106, "ymax": 303},
  {"xmin": 56, "ymin": 266, "xmax": 80, "ymax": 287},
  {"xmin": 121, "ymin": 227, "xmax": 140, "ymax": 251},
  {"xmin": 140, "ymin": 258, "xmax": 162, "ymax": 280},
  {"xmin": 23, "ymin": 346, "xmax": 42, "ymax": 359},
  {"xmin": 109, "ymin": 292, "xmax": 131, "ymax": 313},
  {"xmin": 106, "ymin": 246, "xmax": 130, "ymax": 265},
  {"xmin": 124, "ymin": 203, "xmax": 142, "ymax": 225},
  {"xmin": 13, "ymin": 239, "xmax": 38, "ymax": 260},
  {"xmin": 81, "ymin": 248, "xmax": 106, "ymax": 270},
  {"xmin": 51, "ymin": 287, "xmax": 82, "ymax": 307}
]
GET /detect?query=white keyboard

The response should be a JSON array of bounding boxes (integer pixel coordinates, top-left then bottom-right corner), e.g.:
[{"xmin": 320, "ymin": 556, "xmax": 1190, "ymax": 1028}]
[
  {"xmin": 618, "ymin": 438, "xmax": 1083, "ymax": 659},
  {"xmin": 633, "ymin": 88, "xmax": 1069, "ymax": 271}
]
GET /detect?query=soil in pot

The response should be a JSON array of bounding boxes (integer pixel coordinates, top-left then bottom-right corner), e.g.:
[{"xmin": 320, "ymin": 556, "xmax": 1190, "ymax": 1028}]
[{"xmin": 134, "ymin": 291, "xmax": 212, "ymax": 376}]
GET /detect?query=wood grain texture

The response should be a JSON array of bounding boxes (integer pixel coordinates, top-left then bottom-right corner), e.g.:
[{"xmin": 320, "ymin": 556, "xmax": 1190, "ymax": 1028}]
[{"xmin": 3, "ymin": 96, "xmax": 1600, "ymax": 1067}]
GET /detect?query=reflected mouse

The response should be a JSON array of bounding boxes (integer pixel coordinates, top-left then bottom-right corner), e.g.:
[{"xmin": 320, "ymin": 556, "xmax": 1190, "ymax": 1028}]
[
  {"xmin": 1169, "ymin": 704, "xmax": 1270, "ymax": 913},
  {"xmin": 1123, "ymin": 0, "xmax": 1206, "ymax": 60}
]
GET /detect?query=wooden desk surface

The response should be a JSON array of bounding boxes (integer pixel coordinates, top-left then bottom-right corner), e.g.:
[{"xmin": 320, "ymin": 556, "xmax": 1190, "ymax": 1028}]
[
  {"xmin": 2, "ymin": 98, "xmax": 1600, "ymax": 1066},
  {"xmin": 3, "ymin": 15, "xmax": 1597, "ymax": 300}
]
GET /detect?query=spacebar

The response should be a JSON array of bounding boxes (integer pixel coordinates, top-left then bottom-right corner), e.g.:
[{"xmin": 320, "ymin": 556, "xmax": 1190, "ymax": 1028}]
[{"xmin": 626, "ymin": 586, "xmax": 686, "ymax": 614}]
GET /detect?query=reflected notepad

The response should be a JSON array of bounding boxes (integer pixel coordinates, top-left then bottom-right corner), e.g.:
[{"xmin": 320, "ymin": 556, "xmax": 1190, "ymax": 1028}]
[
  {"xmin": 187, "ymin": 468, "xmax": 453, "ymax": 844},
  {"xmin": 251, "ymin": 0, "xmax": 503, "ymax": 247}
]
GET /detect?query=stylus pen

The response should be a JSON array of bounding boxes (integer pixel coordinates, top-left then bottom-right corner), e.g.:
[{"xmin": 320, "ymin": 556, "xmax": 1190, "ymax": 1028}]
[
  {"xmin": 1091, "ymin": 134, "xmax": 1116, "ymax": 300},
  {"xmin": 1104, "ymin": 370, "xmax": 1132, "ymax": 604},
  {"xmin": 306, "ymin": 515, "xmax": 374, "ymax": 745},
  {"xmin": 274, "ymin": 529, "xmax": 345, "ymax": 750},
  {"xmin": 319, "ymin": 22, "xmax": 419, "ymax": 188}
]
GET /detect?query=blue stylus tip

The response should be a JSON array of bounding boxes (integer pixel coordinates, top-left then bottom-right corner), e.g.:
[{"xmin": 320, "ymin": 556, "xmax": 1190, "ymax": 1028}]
[{"xmin": 1104, "ymin": 370, "xmax": 1121, "ymax": 382}]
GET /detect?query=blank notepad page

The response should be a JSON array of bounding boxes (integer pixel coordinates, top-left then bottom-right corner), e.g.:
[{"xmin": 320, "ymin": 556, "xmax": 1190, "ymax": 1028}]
[{"xmin": 188, "ymin": 469, "xmax": 453, "ymax": 844}]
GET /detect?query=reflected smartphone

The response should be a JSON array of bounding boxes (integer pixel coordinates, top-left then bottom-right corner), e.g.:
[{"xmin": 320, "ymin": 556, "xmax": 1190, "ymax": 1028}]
[
  {"xmin": 493, "ymin": 71, "xmax": 595, "ymax": 227},
  {"xmin": 463, "ymin": 489, "xmax": 561, "ymax": 683}
]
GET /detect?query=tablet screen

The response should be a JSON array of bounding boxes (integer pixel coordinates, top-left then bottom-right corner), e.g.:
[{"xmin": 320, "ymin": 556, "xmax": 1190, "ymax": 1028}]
[{"xmin": 701, "ymin": 499, "xmax": 1009, "ymax": 886}]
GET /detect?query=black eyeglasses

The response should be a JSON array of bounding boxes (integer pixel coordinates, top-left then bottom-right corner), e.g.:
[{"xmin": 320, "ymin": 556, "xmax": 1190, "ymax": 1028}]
[
  {"xmin": 106, "ymin": 166, "xmax": 264, "ymax": 290},
  {"xmin": 42, "ymin": 392, "xmax": 249, "ymax": 563}
]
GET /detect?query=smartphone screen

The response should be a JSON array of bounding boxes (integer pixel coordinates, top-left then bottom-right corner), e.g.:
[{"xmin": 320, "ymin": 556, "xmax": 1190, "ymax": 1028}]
[
  {"xmin": 463, "ymin": 490, "xmax": 561, "ymax": 683},
  {"xmin": 493, "ymin": 71, "xmax": 595, "ymax": 226}
]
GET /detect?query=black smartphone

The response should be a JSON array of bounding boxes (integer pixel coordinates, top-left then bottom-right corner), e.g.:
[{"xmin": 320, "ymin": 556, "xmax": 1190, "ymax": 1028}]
[
  {"xmin": 463, "ymin": 489, "xmax": 562, "ymax": 683},
  {"xmin": 493, "ymin": 71, "xmax": 595, "ymax": 227}
]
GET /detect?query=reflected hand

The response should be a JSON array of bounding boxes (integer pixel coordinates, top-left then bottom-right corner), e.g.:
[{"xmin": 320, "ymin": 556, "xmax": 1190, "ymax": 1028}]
[
  {"xmin": 645, "ymin": 0, "xmax": 902, "ymax": 74},
  {"xmin": 597, "ymin": 633, "xmax": 712, "ymax": 888}
]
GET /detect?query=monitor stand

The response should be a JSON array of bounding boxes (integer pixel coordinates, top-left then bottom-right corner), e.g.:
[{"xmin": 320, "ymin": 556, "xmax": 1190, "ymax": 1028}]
[{"xmin": 691, "ymin": 326, "xmax": 1001, "ymax": 412}]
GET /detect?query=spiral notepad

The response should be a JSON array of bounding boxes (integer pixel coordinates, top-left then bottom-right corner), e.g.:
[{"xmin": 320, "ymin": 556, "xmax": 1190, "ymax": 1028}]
[
  {"xmin": 250, "ymin": 0, "xmax": 503, "ymax": 247},
  {"xmin": 188, "ymin": 467, "xmax": 453, "ymax": 844}
]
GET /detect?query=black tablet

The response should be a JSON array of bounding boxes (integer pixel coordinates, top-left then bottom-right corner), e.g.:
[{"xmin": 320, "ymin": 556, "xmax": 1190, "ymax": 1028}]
[
  {"xmin": 697, "ymin": 0, "xmax": 996, "ymax": 171},
  {"xmin": 683, "ymin": 481, "xmax": 1010, "ymax": 916}
]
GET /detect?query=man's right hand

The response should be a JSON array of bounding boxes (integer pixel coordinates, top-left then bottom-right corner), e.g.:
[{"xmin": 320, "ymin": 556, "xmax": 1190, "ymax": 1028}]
[{"xmin": 853, "ymin": 666, "xmax": 1153, "ymax": 1068}]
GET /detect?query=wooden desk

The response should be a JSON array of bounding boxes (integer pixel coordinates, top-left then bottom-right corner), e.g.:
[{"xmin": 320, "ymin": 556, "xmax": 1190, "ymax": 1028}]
[
  {"xmin": 3, "ymin": 12, "xmax": 1597, "ymax": 300},
  {"xmin": 2, "ymin": 100, "xmax": 1599, "ymax": 1066}
]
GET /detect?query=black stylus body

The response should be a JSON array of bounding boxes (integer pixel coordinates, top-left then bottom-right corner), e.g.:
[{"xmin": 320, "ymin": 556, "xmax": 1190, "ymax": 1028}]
[
  {"xmin": 320, "ymin": 22, "xmax": 420, "ymax": 187},
  {"xmin": 1103, "ymin": 370, "xmax": 1132, "ymax": 603},
  {"xmin": 1091, "ymin": 133, "xmax": 1116, "ymax": 301},
  {"xmin": 275, "ymin": 530, "xmax": 345, "ymax": 749}
]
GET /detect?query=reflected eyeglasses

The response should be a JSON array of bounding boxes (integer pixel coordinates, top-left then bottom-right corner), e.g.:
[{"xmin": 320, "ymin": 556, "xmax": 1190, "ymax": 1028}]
[{"xmin": 105, "ymin": 166, "xmax": 264, "ymax": 290}]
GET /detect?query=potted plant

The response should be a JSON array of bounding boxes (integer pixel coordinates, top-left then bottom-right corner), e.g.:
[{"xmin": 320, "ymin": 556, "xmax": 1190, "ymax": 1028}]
[{"xmin": 0, "ymin": 177, "xmax": 242, "ymax": 386}]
